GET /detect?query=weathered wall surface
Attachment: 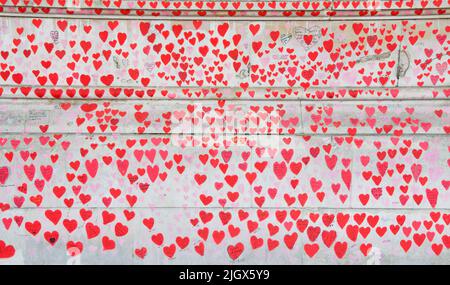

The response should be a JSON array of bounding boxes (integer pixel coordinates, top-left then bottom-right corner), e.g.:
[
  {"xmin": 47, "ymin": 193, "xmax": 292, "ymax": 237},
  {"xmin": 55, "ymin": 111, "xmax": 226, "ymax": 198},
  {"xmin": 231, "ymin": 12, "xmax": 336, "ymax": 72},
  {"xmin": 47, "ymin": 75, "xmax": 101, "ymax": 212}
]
[{"xmin": 0, "ymin": 0, "xmax": 449, "ymax": 264}]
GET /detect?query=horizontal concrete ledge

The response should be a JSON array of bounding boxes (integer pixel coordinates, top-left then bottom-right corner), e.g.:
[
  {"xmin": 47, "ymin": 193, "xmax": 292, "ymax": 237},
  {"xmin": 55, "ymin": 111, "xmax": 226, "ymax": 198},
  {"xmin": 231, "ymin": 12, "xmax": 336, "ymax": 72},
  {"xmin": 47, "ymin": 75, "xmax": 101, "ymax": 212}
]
[
  {"xmin": 1, "ymin": 132, "xmax": 449, "ymax": 136},
  {"xmin": 0, "ymin": 4, "xmax": 448, "ymax": 12},
  {"xmin": 1, "ymin": 97, "xmax": 447, "ymax": 102},
  {"xmin": 3, "ymin": 206, "xmax": 450, "ymax": 211},
  {"xmin": 2, "ymin": 8, "xmax": 448, "ymax": 12},
  {"xmin": 2, "ymin": 85, "xmax": 449, "ymax": 90},
  {"xmin": 0, "ymin": 132, "xmax": 448, "ymax": 137},
  {"xmin": 1, "ymin": 2, "xmax": 448, "ymax": 11},
  {"xmin": 0, "ymin": 86, "xmax": 448, "ymax": 101},
  {"xmin": 1, "ymin": 96, "xmax": 449, "ymax": 102},
  {"xmin": 0, "ymin": 98, "xmax": 447, "ymax": 135},
  {"xmin": 1, "ymin": 12, "xmax": 449, "ymax": 21}
]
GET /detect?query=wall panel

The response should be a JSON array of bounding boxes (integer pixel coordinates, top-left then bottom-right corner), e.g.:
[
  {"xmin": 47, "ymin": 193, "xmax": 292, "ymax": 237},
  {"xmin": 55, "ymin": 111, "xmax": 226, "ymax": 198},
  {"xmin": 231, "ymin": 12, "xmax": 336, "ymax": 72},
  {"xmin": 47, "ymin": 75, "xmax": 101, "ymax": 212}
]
[{"xmin": 0, "ymin": 1, "xmax": 449, "ymax": 264}]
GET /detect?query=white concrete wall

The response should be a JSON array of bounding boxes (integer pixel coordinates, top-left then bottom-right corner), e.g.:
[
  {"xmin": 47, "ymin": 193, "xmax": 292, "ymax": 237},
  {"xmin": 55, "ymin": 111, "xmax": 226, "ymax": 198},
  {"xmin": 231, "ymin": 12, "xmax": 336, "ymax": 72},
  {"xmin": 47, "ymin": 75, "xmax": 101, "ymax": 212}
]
[{"xmin": 0, "ymin": 0, "xmax": 448, "ymax": 264}]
